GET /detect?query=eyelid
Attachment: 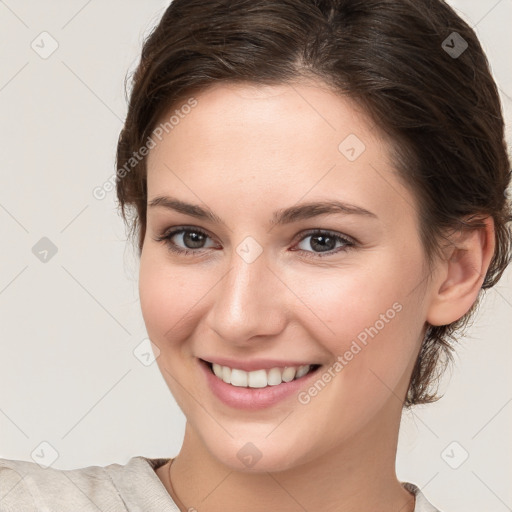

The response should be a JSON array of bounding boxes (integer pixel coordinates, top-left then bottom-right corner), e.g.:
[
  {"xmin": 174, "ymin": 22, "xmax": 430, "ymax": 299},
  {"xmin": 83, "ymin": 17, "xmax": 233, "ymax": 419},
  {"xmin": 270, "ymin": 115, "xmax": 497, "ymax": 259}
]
[
  {"xmin": 290, "ymin": 228, "xmax": 357, "ymax": 246},
  {"xmin": 154, "ymin": 225, "xmax": 358, "ymax": 258},
  {"xmin": 154, "ymin": 225, "xmax": 219, "ymax": 249},
  {"xmin": 156, "ymin": 225, "xmax": 358, "ymax": 244}
]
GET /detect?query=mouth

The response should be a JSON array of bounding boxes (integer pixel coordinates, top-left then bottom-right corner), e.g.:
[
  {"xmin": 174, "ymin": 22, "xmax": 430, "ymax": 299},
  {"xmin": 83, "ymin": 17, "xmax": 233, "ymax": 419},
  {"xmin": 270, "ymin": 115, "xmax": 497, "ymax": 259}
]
[
  {"xmin": 199, "ymin": 358, "xmax": 322, "ymax": 388},
  {"xmin": 198, "ymin": 357, "xmax": 325, "ymax": 410}
]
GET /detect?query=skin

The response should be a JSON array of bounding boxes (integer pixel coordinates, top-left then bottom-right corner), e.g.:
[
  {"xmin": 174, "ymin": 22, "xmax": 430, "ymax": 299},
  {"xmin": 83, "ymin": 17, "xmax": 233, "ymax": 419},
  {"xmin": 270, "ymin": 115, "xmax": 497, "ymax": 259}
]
[{"xmin": 139, "ymin": 80, "xmax": 495, "ymax": 512}]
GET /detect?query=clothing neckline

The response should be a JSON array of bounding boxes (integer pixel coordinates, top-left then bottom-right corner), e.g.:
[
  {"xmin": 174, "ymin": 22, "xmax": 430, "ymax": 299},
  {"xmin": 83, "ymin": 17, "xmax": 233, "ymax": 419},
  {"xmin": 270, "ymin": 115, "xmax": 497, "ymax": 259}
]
[
  {"xmin": 105, "ymin": 456, "xmax": 179, "ymax": 511},
  {"xmin": 126, "ymin": 456, "xmax": 438, "ymax": 512},
  {"xmin": 140, "ymin": 456, "xmax": 171, "ymax": 472}
]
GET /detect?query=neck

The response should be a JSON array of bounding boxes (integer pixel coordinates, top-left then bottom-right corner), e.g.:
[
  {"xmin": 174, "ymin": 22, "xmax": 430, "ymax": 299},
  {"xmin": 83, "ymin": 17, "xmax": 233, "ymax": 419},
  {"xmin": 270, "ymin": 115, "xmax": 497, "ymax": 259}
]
[{"xmin": 159, "ymin": 399, "xmax": 415, "ymax": 512}]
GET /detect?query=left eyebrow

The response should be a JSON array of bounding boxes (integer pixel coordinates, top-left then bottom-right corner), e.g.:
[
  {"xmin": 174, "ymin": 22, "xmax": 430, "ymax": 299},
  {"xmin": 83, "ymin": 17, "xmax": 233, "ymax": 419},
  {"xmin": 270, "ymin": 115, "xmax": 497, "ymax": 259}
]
[
  {"xmin": 270, "ymin": 200, "xmax": 378, "ymax": 226},
  {"xmin": 147, "ymin": 196, "xmax": 378, "ymax": 227}
]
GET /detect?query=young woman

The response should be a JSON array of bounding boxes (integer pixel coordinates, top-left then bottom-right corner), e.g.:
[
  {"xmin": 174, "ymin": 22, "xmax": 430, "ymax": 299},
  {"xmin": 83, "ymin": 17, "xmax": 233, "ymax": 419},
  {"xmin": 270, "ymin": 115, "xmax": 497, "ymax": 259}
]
[{"xmin": 1, "ymin": 0, "xmax": 510, "ymax": 511}]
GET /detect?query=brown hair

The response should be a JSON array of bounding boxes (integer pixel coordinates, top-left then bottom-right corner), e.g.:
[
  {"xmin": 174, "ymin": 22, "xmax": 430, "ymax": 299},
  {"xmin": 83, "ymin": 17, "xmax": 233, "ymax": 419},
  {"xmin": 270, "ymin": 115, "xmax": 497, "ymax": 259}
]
[{"xmin": 116, "ymin": 0, "xmax": 512, "ymax": 407}]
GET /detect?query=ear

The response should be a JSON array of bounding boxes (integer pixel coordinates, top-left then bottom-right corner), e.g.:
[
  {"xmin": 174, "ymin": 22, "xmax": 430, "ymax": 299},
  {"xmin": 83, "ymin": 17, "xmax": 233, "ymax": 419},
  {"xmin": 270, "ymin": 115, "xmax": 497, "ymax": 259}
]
[{"xmin": 426, "ymin": 216, "xmax": 495, "ymax": 326}]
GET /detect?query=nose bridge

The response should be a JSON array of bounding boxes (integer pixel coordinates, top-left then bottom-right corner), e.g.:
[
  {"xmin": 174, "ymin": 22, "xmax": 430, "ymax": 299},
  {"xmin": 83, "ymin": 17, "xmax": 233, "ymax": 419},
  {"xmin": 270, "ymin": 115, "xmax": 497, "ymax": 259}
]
[
  {"xmin": 223, "ymin": 242, "xmax": 271, "ymax": 317},
  {"xmin": 208, "ymin": 238, "xmax": 284, "ymax": 339}
]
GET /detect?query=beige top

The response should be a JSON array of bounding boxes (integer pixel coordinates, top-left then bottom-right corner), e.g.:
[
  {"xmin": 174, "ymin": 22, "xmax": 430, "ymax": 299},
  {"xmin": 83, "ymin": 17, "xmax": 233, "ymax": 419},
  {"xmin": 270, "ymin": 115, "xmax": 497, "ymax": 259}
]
[{"xmin": 0, "ymin": 455, "xmax": 441, "ymax": 511}]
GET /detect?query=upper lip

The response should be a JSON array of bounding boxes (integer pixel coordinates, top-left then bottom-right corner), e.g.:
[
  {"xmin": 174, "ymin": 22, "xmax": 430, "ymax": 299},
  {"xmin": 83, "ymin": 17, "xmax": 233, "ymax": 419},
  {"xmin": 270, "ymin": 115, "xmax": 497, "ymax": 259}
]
[{"xmin": 199, "ymin": 357, "xmax": 320, "ymax": 372}]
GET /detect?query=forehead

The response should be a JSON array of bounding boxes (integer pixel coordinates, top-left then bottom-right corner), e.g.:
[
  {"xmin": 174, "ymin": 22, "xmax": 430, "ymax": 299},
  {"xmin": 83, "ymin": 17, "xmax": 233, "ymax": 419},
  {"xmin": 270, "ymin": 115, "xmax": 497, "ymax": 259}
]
[
  {"xmin": 149, "ymin": 81, "xmax": 379, "ymax": 166},
  {"xmin": 146, "ymin": 81, "xmax": 418, "ymax": 229}
]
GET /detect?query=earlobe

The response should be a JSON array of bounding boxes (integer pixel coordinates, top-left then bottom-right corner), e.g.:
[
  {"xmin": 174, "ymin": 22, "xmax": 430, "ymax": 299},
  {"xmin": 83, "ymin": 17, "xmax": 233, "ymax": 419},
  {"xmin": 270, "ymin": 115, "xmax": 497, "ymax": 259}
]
[{"xmin": 426, "ymin": 217, "xmax": 495, "ymax": 326}]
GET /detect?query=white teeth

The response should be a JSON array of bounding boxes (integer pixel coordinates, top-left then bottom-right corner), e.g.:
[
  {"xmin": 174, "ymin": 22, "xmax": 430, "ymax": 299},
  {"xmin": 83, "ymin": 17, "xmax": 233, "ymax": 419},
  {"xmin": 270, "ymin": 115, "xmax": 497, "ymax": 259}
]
[
  {"xmin": 295, "ymin": 365, "xmax": 310, "ymax": 379},
  {"xmin": 211, "ymin": 362, "xmax": 314, "ymax": 388},
  {"xmin": 248, "ymin": 369, "xmax": 268, "ymax": 388},
  {"xmin": 267, "ymin": 367, "xmax": 282, "ymax": 386},
  {"xmin": 230, "ymin": 368, "xmax": 248, "ymax": 387},
  {"xmin": 281, "ymin": 367, "xmax": 296, "ymax": 382}
]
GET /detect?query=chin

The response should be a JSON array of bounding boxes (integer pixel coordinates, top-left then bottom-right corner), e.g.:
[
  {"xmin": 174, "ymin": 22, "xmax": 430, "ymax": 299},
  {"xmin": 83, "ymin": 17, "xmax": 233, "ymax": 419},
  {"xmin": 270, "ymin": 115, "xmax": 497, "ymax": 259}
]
[{"xmin": 199, "ymin": 432, "xmax": 312, "ymax": 474}]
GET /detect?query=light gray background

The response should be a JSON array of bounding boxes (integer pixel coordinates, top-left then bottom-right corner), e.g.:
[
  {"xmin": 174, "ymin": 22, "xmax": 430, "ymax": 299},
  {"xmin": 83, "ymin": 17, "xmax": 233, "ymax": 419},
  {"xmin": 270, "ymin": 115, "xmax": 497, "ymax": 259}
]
[{"xmin": 0, "ymin": 1, "xmax": 511, "ymax": 511}]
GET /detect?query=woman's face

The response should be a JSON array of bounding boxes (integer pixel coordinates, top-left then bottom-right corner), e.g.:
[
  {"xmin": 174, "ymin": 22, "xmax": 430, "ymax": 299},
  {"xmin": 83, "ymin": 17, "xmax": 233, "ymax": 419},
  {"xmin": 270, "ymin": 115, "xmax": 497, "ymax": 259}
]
[{"xmin": 139, "ymin": 81, "xmax": 434, "ymax": 471}]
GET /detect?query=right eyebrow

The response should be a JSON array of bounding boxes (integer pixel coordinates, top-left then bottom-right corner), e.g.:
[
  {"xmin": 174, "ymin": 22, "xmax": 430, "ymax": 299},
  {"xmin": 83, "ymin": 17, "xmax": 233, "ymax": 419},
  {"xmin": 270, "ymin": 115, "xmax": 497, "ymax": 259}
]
[
  {"xmin": 148, "ymin": 196, "xmax": 225, "ymax": 225},
  {"xmin": 147, "ymin": 195, "xmax": 379, "ymax": 228}
]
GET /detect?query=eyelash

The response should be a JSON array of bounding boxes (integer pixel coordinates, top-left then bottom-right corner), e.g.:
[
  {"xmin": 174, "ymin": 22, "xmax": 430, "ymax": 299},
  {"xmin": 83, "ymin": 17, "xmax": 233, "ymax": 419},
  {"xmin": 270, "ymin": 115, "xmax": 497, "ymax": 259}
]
[{"xmin": 153, "ymin": 226, "xmax": 357, "ymax": 259}]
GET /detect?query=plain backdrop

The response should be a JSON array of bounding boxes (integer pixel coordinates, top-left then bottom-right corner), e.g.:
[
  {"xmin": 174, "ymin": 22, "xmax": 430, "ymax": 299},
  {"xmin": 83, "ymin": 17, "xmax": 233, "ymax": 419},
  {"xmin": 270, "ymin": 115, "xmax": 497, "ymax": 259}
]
[{"xmin": 0, "ymin": 1, "xmax": 511, "ymax": 511}]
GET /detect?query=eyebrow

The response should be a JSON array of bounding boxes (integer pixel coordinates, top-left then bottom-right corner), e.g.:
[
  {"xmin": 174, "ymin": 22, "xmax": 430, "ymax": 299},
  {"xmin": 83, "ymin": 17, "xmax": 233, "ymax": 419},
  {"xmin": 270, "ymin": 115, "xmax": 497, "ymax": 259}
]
[{"xmin": 148, "ymin": 196, "xmax": 378, "ymax": 226}]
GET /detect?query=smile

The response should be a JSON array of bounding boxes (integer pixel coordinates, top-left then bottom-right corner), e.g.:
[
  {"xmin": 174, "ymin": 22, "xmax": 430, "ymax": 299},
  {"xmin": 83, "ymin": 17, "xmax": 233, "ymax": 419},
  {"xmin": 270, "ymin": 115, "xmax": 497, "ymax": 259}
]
[
  {"xmin": 198, "ymin": 358, "xmax": 324, "ymax": 409},
  {"xmin": 207, "ymin": 361, "xmax": 321, "ymax": 388}
]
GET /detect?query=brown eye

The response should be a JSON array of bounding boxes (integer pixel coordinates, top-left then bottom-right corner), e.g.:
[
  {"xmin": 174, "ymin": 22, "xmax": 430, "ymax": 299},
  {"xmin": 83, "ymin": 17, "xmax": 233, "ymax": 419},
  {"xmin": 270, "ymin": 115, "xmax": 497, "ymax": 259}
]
[
  {"xmin": 293, "ymin": 229, "xmax": 355, "ymax": 258},
  {"xmin": 154, "ymin": 227, "xmax": 217, "ymax": 256}
]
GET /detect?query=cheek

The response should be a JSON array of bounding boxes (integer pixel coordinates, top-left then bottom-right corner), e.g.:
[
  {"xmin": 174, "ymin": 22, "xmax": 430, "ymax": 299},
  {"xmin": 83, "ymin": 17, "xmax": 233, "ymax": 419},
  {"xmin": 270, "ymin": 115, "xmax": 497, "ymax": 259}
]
[
  {"xmin": 139, "ymin": 250, "xmax": 191, "ymax": 344},
  {"xmin": 138, "ymin": 249, "xmax": 218, "ymax": 350},
  {"xmin": 295, "ymin": 259, "xmax": 422, "ymax": 403},
  {"xmin": 294, "ymin": 263, "xmax": 407, "ymax": 346}
]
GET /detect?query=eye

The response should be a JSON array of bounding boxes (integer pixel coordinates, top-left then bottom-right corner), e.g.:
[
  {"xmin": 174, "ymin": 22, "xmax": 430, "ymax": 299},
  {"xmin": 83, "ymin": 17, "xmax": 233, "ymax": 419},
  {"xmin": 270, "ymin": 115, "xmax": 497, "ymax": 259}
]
[
  {"xmin": 154, "ymin": 226, "xmax": 218, "ymax": 256},
  {"xmin": 154, "ymin": 226, "xmax": 356, "ymax": 258},
  {"xmin": 292, "ymin": 229, "xmax": 355, "ymax": 258}
]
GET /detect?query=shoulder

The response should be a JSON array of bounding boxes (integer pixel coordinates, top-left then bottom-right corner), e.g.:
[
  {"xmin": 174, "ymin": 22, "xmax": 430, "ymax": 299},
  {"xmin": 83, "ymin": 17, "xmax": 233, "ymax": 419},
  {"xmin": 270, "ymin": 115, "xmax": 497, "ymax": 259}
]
[
  {"xmin": 403, "ymin": 482, "xmax": 444, "ymax": 512},
  {"xmin": 0, "ymin": 456, "xmax": 158, "ymax": 511}
]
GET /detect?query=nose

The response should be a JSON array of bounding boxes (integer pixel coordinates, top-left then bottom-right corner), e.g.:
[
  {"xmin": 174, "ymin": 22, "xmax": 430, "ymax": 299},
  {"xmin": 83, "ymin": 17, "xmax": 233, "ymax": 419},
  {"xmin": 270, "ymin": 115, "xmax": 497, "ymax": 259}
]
[{"xmin": 205, "ymin": 243, "xmax": 287, "ymax": 345}]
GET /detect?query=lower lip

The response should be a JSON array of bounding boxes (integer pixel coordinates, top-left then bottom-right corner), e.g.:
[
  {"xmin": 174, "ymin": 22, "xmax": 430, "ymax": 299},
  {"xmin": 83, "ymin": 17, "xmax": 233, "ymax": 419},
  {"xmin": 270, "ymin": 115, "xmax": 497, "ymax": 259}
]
[{"xmin": 198, "ymin": 359, "xmax": 322, "ymax": 410}]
